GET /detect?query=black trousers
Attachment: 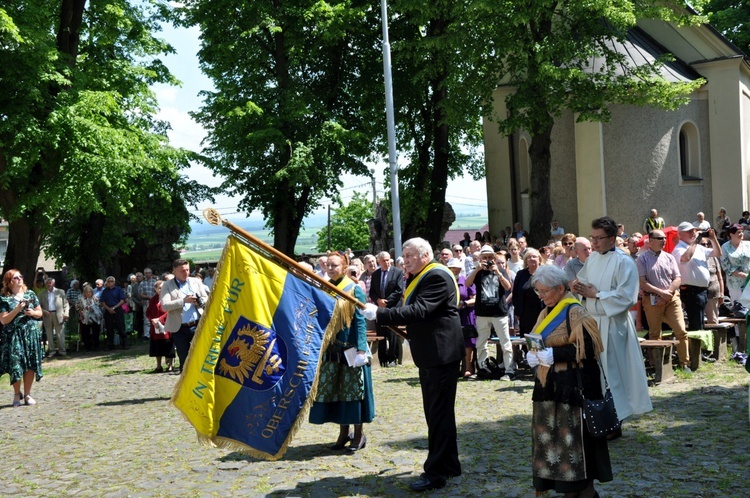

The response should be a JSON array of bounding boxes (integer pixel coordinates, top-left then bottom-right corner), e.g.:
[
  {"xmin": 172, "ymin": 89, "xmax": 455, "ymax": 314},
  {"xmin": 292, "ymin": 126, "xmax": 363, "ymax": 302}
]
[
  {"xmin": 680, "ymin": 285, "xmax": 708, "ymax": 331},
  {"xmin": 419, "ymin": 361, "xmax": 462, "ymax": 480},
  {"xmin": 80, "ymin": 322, "xmax": 100, "ymax": 351},
  {"xmin": 104, "ymin": 309, "xmax": 126, "ymax": 347},
  {"xmin": 173, "ymin": 324, "xmax": 196, "ymax": 369},
  {"xmin": 376, "ymin": 324, "xmax": 399, "ymax": 365},
  {"xmin": 134, "ymin": 304, "xmax": 143, "ymax": 334}
]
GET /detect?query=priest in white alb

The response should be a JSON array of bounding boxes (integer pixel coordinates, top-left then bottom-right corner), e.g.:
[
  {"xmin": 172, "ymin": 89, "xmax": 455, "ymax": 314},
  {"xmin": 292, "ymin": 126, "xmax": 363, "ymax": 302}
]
[{"xmin": 573, "ymin": 216, "xmax": 653, "ymax": 427}]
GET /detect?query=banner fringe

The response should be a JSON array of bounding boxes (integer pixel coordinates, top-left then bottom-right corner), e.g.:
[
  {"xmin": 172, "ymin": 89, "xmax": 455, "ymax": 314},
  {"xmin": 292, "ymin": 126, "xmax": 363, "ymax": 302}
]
[{"xmin": 171, "ymin": 235, "xmax": 357, "ymax": 461}]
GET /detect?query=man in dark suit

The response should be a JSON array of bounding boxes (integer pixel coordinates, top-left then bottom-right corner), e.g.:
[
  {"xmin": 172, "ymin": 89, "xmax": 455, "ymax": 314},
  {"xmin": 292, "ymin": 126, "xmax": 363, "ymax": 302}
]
[
  {"xmin": 364, "ymin": 238, "xmax": 464, "ymax": 492},
  {"xmin": 369, "ymin": 250, "xmax": 404, "ymax": 366}
]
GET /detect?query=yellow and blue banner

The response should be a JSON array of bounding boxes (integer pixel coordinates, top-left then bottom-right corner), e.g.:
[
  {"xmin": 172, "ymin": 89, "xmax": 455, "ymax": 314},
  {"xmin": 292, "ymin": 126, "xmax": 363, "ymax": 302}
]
[{"xmin": 172, "ymin": 235, "xmax": 340, "ymax": 460}]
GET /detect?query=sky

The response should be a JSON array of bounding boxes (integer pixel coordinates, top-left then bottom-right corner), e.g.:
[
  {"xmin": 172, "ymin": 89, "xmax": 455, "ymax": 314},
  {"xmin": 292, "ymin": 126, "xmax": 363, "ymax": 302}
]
[{"xmin": 151, "ymin": 23, "xmax": 488, "ymax": 226}]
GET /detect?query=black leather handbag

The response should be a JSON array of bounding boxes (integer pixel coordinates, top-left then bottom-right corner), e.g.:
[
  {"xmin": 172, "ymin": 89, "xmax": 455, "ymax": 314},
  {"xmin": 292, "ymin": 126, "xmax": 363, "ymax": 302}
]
[
  {"xmin": 566, "ymin": 311, "xmax": 621, "ymax": 438},
  {"xmin": 577, "ymin": 366, "xmax": 621, "ymax": 438}
]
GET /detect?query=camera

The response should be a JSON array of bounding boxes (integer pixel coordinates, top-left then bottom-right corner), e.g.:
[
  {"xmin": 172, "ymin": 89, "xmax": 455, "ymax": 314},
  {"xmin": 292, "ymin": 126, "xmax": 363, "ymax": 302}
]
[
  {"xmin": 195, "ymin": 295, "xmax": 205, "ymax": 307},
  {"xmin": 483, "ymin": 260, "xmax": 495, "ymax": 269},
  {"xmin": 696, "ymin": 230, "xmax": 710, "ymax": 239}
]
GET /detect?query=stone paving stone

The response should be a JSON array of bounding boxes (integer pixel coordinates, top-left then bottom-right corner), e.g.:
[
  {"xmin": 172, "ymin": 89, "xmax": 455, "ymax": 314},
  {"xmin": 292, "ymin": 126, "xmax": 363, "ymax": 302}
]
[{"xmin": 2, "ymin": 344, "xmax": 749, "ymax": 497}]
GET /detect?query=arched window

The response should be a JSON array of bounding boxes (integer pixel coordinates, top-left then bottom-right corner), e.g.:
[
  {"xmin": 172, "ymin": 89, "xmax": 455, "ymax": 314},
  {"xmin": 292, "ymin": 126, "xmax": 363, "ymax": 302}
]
[{"xmin": 679, "ymin": 121, "xmax": 701, "ymax": 183}]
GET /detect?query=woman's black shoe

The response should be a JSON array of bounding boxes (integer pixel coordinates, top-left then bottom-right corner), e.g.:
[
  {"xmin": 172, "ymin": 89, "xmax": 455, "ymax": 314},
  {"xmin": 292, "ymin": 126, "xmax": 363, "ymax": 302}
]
[
  {"xmin": 329, "ymin": 433, "xmax": 353, "ymax": 450},
  {"xmin": 346, "ymin": 435, "xmax": 367, "ymax": 453}
]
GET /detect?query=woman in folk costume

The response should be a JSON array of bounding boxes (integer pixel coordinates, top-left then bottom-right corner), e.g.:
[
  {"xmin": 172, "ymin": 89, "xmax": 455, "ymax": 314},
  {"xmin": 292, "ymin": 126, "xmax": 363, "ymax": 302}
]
[
  {"xmin": 526, "ymin": 266, "xmax": 612, "ymax": 498},
  {"xmin": 309, "ymin": 252, "xmax": 375, "ymax": 453}
]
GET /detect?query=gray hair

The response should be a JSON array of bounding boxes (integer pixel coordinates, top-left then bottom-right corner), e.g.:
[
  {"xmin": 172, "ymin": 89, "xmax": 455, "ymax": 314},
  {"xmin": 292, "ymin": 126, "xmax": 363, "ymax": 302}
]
[
  {"xmin": 402, "ymin": 237, "xmax": 433, "ymax": 260},
  {"xmin": 531, "ymin": 265, "xmax": 569, "ymax": 290},
  {"xmin": 376, "ymin": 251, "xmax": 391, "ymax": 261},
  {"xmin": 574, "ymin": 236, "xmax": 590, "ymax": 249},
  {"xmin": 522, "ymin": 248, "xmax": 541, "ymax": 266}
]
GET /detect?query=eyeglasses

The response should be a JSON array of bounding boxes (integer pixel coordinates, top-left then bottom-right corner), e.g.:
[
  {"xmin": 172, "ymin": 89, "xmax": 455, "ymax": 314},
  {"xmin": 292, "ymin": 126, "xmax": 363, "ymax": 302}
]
[
  {"xmin": 534, "ymin": 287, "xmax": 556, "ymax": 297},
  {"xmin": 453, "ymin": 249, "xmax": 461, "ymax": 252},
  {"xmin": 650, "ymin": 236, "xmax": 666, "ymax": 241},
  {"xmin": 12, "ymin": 275, "xmax": 23, "ymax": 281},
  {"xmin": 563, "ymin": 242, "xmax": 575, "ymax": 246},
  {"xmin": 589, "ymin": 235, "xmax": 614, "ymax": 242}
]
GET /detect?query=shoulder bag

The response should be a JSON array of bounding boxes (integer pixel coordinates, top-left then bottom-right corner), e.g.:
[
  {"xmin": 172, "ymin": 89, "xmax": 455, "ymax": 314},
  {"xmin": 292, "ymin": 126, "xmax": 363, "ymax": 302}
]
[{"xmin": 567, "ymin": 310, "xmax": 621, "ymax": 438}]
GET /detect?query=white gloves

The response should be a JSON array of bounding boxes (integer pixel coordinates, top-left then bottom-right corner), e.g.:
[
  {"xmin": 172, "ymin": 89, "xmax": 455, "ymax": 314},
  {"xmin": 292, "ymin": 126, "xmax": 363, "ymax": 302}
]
[
  {"xmin": 362, "ymin": 303, "xmax": 378, "ymax": 321},
  {"xmin": 537, "ymin": 348, "xmax": 554, "ymax": 366},
  {"xmin": 353, "ymin": 352, "xmax": 369, "ymax": 367},
  {"xmin": 526, "ymin": 351, "xmax": 539, "ymax": 368}
]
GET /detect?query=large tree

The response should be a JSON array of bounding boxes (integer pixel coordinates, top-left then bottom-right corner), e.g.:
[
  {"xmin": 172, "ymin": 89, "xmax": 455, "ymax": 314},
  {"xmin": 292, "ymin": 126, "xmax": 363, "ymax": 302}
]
[
  {"xmin": 177, "ymin": 0, "xmax": 381, "ymax": 256},
  {"xmin": 382, "ymin": 0, "xmax": 485, "ymax": 245},
  {"xmin": 479, "ymin": 0, "xmax": 704, "ymax": 247},
  {"xmin": 0, "ymin": 0, "xmax": 204, "ymax": 280}
]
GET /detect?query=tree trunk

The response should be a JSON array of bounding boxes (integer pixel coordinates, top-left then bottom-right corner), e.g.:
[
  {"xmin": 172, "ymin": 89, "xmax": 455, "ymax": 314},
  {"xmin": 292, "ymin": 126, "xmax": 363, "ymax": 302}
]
[
  {"xmin": 2, "ymin": 215, "xmax": 44, "ymax": 282},
  {"xmin": 527, "ymin": 123, "xmax": 554, "ymax": 248},
  {"xmin": 424, "ymin": 74, "xmax": 450, "ymax": 246},
  {"xmin": 76, "ymin": 211, "xmax": 107, "ymax": 284},
  {"xmin": 57, "ymin": 0, "xmax": 87, "ymax": 65},
  {"xmin": 271, "ymin": 178, "xmax": 305, "ymax": 256}
]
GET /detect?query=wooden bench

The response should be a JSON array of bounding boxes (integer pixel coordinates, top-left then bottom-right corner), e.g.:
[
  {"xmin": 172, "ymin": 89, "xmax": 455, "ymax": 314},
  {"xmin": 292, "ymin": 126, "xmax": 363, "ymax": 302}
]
[
  {"xmin": 718, "ymin": 317, "xmax": 747, "ymax": 353},
  {"xmin": 366, "ymin": 330, "xmax": 385, "ymax": 344},
  {"xmin": 702, "ymin": 323, "xmax": 732, "ymax": 361},
  {"xmin": 640, "ymin": 339, "xmax": 679, "ymax": 384}
]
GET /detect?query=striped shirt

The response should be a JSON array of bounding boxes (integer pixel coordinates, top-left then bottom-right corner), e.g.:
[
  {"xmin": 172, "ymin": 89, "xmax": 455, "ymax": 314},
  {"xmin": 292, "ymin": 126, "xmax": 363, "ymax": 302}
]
[{"xmin": 636, "ymin": 249, "xmax": 680, "ymax": 290}]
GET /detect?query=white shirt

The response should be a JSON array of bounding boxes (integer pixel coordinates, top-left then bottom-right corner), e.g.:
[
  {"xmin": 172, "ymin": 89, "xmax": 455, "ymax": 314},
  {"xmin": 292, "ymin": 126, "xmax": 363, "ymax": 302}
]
[
  {"xmin": 47, "ymin": 290, "xmax": 56, "ymax": 311},
  {"xmin": 671, "ymin": 241, "xmax": 711, "ymax": 288}
]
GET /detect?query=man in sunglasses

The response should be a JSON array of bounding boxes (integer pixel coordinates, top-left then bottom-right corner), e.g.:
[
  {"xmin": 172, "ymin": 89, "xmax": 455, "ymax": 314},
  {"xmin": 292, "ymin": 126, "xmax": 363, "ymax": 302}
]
[{"xmin": 636, "ymin": 229, "xmax": 691, "ymax": 373}]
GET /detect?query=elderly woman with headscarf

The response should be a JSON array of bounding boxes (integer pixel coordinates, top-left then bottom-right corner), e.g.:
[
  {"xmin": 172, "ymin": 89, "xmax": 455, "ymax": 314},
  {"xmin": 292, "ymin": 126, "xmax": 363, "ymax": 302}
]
[{"xmin": 527, "ymin": 265, "xmax": 612, "ymax": 498}]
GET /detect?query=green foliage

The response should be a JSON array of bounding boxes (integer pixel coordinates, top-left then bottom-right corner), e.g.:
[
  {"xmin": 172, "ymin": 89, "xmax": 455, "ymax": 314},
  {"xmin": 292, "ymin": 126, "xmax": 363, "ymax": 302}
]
[
  {"xmin": 383, "ymin": 0, "xmax": 487, "ymax": 241},
  {"xmin": 0, "ymin": 0, "xmax": 210, "ymax": 277},
  {"xmin": 176, "ymin": 0, "xmax": 379, "ymax": 254},
  {"xmin": 697, "ymin": 0, "xmax": 750, "ymax": 54},
  {"xmin": 315, "ymin": 192, "xmax": 373, "ymax": 253},
  {"xmin": 472, "ymin": 0, "xmax": 705, "ymax": 246},
  {"xmin": 479, "ymin": 0, "xmax": 704, "ymax": 137}
]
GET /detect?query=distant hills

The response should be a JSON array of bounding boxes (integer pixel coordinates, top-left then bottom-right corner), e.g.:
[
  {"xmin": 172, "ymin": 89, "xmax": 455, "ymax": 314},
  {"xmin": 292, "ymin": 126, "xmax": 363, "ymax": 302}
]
[{"xmin": 189, "ymin": 207, "xmax": 487, "ymax": 235}]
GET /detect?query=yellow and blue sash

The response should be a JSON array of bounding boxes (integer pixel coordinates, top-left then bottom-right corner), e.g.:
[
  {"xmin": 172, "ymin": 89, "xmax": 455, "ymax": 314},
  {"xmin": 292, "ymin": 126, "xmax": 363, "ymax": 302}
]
[
  {"xmin": 535, "ymin": 297, "xmax": 581, "ymax": 341},
  {"xmin": 336, "ymin": 276, "xmax": 355, "ymax": 293},
  {"xmin": 403, "ymin": 262, "xmax": 459, "ymax": 306}
]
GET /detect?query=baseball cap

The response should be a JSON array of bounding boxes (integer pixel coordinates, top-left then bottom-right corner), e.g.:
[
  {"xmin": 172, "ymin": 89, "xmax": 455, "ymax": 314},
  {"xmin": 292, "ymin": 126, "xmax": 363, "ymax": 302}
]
[{"xmin": 678, "ymin": 221, "xmax": 697, "ymax": 232}]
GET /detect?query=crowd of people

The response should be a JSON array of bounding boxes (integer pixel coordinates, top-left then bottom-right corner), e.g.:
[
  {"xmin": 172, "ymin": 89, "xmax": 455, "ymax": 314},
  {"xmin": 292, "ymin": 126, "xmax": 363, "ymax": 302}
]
[
  {"xmin": 0, "ymin": 262, "xmax": 217, "ymax": 405},
  {"xmin": 2, "ymin": 206, "xmax": 747, "ymax": 495}
]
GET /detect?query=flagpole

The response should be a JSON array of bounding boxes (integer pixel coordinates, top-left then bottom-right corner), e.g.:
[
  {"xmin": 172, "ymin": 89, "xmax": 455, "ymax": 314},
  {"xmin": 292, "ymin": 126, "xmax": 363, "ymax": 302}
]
[
  {"xmin": 203, "ymin": 208, "xmax": 408, "ymax": 340},
  {"xmin": 203, "ymin": 208, "xmax": 361, "ymax": 304}
]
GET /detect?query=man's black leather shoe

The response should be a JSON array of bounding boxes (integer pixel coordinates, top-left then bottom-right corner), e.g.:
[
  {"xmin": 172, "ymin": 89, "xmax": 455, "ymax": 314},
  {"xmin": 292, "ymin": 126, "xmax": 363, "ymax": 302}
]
[{"xmin": 408, "ymin": 475, "xmax": 446, "ymax": 492}]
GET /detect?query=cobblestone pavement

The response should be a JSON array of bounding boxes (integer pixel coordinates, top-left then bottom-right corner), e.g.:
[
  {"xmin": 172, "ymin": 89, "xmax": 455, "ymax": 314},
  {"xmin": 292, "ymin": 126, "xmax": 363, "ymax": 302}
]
[{"xmin": 1, "ymin": 341, "xmax": 748, "ymax": 497}]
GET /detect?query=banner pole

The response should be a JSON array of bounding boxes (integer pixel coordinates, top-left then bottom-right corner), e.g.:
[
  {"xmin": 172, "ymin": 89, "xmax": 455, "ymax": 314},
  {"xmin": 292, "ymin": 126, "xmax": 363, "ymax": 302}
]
[
  {"xmin": 202, "ymin": 208, "xmax": 364, "ymax": 305},
  {"xmin": 202, "ymin": 208, "xmax": 408, "ymax": 340}
]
